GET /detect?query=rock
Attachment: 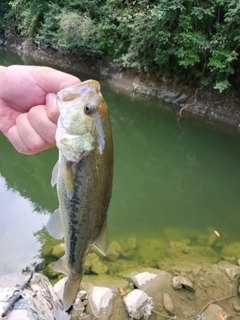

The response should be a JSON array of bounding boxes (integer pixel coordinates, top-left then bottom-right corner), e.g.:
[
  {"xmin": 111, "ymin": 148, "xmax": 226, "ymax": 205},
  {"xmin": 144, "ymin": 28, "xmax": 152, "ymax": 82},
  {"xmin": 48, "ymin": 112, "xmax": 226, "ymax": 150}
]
[
  {"xmin": 88, "ymin": 286, "xmax": 114, "ymax": 318},
  {"xmin": 52, "ymin": 244, "xmax": 65, "ymax": 258},
  {"xmin": 131, "ymin": 272, "xmax": 157, "ymax": 290},
  {"xmin": 233, "ymin": 301, "xmax": 240, "ymax": 312},
  {"xmin": 43, "ymin": 262, "xmax": 59, "ymax": 278},
  {"xmin": 163, "ymin": 292, "xmax": 175, "ymax": 315},
  {"xmin": 217, "ymin": 261, "xmax": 240, "ymax": 282},
  {"xmin": 172, "ymin": 276, "xmax": 195, "ymax": 292},
  {"xmin": 21, "ymin": 39, "xmax": 37, "ymax": 52},
  {"xmin": 0, "ymin": 273, "xmax": 65, "ymax": 320},
  {"xmin": 52, "ymin": 310, "xmax": 70, "ymax": 320},
  {"xmin": 108, "ymin": 291, "xmax": 129, "ymax": 320},
  {"xmin": 121, "ymin": 243, "xmax": 136, "ymax": 259},
  {"xmin": 222, "ymin": 242, "xmax": 240, "ymax": 257},
  {"xmin": 106, "ymin": 241, "xmax": 122, "ymax": 261},
  {"xmin": 123, "ymin": 289, "xmax": 152, "ymax": 319},
  {"xmin": 202, "ymin": 303, "xmax": 229, "ymax": 320},
  {"xmin": 172, "ymin": 93, "xmax": 188, "ymax": 105},
  {"xmin": 73, "ymin": 296, "xmax": 85, "ymax": 311},
  {"xmin": 84, "ymin": 253, "xmax": 108, "ymax": 275},
  {"xmin": 169, "ymin": 241, "xmax": 190, "ymax": 254},
  {"xmin": 207, "ymin": 234, "xmax": 217, "ymax": 247},
  {"xmin": 164, "ymin": 91, "xmax": 181, "ymax": 103},
  {"xmin": 53, "ymin": 277, "xmax": 67, "ymax": 300}
]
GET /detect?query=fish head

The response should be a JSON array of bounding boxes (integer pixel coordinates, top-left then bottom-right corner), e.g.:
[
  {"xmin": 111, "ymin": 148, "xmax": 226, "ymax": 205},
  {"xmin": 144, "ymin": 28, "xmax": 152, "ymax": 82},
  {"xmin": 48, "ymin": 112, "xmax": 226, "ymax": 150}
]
[{"xmin": 56, "ymin": 80, "xmax": 110, "ymax": 162}]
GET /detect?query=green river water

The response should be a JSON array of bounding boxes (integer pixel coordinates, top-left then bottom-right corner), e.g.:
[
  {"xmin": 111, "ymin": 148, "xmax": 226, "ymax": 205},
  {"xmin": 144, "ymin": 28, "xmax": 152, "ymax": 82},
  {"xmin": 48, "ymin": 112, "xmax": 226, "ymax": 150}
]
[{"xmin": 1, "ymin": 47, "xmax": 240, "ymax": 277}]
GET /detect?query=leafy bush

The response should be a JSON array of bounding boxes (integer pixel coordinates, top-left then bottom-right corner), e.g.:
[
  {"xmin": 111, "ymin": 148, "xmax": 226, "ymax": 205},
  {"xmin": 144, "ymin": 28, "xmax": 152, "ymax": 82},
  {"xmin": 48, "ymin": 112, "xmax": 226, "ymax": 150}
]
[
  {"xmin": 55, "ymin": 10, "xmax": 102, "ymax": 56},
  {"xmin": 3, "ymin": 0, "xmax": 240, "ymax": 92}
]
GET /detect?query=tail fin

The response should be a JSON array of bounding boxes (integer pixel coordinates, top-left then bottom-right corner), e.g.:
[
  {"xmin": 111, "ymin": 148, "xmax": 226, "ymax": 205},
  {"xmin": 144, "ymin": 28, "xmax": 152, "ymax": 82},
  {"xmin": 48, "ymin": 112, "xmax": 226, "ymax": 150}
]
[{"xmin": 63, "ymin": 273, "xmax": 82, "ymax": 311}]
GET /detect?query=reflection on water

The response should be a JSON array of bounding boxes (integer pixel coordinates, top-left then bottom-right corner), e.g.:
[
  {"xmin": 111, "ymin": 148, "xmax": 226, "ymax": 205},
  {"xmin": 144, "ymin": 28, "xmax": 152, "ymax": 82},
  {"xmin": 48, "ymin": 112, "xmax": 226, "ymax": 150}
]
[
  {"xmin": 1, "ymin": 49, "xmax": 240, "ymax": 276},
  {"xmin": 0, "ymin": 175, "xmax": 48, "ymax": 274}
]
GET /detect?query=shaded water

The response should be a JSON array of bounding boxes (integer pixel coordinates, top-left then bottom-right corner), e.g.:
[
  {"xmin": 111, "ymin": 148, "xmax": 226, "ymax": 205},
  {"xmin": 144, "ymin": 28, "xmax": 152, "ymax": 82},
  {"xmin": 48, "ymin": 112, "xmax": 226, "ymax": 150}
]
[{"xmin": 1, "ymin": 47, "xmax": 240, "ymax": 276}]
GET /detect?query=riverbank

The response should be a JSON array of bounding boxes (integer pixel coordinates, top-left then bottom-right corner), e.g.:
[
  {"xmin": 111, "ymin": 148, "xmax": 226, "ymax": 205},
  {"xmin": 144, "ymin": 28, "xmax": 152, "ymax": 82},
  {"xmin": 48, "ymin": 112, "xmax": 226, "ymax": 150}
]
[{"xmin": 4, "ymin": 36, "xmax": 240, "ymax": 130}]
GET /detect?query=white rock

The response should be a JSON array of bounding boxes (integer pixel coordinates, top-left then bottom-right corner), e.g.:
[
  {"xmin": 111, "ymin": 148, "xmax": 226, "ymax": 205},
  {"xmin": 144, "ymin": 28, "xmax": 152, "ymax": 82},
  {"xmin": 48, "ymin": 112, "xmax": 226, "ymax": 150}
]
[
  {"xmin": 123, "ymin": 289, "xmax": 152, "ymax": 319},
  {"xmin": 89, "ymin": 286, "xmax": 114, "ymax": 318},
  {"xmin": 132, "ymin": 272, "xmax": 157, "ymax": 290},
  {"xmin": 53, "ymin": 277, "xmax": 68, "ymax": 301}
]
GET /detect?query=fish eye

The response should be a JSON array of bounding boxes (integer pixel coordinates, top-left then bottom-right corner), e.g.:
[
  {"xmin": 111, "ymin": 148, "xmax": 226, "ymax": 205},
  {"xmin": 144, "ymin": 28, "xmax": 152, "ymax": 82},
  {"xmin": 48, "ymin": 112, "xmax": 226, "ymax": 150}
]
[{"xmin": 84, "ymin": 104, "xmax": 95, "ymax": 115}]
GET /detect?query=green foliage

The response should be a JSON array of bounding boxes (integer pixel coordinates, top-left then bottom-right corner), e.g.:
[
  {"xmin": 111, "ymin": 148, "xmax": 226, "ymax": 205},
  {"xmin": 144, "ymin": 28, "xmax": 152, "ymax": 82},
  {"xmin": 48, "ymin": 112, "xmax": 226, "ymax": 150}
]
[
  {"xmin": 55, "ymin": 10, "xmax": 102, "ymax": 56},
  {"xmin": 3, "ymin": 0, "xmax": 240, "ymax": 92},
  {"xmin": 0, "ymin": 0, "xmax": 12, "ymax": 33}
]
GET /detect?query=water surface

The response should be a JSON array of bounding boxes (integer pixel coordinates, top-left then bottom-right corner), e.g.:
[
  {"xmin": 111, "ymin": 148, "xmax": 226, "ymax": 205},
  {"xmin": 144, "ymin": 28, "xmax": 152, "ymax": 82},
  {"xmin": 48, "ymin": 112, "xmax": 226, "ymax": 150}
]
[{"xmin": 1, "ymin": 47, "xmax": 240, "ymax": 275}]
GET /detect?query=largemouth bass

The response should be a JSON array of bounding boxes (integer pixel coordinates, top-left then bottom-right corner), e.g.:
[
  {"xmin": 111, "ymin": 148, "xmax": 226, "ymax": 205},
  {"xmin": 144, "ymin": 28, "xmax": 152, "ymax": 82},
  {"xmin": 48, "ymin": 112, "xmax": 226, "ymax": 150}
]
[{"xmin": 46, "ymin": 80, "xmax": 113, "ymax": 311}]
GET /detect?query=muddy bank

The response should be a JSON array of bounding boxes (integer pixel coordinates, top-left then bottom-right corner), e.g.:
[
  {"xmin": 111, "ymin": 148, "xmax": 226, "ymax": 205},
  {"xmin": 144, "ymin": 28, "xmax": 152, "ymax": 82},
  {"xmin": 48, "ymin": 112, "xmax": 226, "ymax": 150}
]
[{"xmin": 4, "ymin": 36, "xmax": 240, "ymax": 129}]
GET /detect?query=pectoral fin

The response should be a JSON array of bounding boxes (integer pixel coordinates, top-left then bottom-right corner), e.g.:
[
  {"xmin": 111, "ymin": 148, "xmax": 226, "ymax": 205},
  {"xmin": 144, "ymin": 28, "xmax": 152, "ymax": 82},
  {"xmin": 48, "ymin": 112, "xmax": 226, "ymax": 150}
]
[
  {"xmin": 46, "ymin": 208, "xmax": 64, "ymax": 240},
  {"xmin": 94, "ymin": 221, "xmax": 108, "ymax": 255},
  {"xmin": 64, "ymin": 163, "xmax": 75, "ymax": 199},
  {"xmin": 51, "ymin": 161, "xmax": 58, "ymax": 187}
]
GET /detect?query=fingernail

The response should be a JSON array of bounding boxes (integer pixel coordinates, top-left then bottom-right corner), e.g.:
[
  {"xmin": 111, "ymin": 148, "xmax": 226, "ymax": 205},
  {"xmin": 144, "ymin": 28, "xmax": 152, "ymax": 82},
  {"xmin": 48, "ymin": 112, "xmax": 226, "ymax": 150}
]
[{"xmin": 46, "ymin": 92, "xmax": 55, "ymax": 106}]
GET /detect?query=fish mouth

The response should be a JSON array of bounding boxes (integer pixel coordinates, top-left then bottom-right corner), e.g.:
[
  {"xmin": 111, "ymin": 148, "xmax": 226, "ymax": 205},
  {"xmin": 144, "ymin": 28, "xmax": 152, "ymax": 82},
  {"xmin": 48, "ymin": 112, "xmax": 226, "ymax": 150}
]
[{"xmin": 58, "ymin": 80, "xmax": 101, "ymax": 103}]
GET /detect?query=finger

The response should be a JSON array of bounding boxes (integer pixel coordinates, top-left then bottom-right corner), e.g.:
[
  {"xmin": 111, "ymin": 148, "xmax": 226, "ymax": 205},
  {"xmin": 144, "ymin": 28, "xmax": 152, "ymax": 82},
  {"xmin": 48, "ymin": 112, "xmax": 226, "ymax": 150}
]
[
  {"xmin": 7, "ymin": 126, "xmax": 34, "ymax": 154},
  {"xmin": 8, "ymin": 113, "xmax": 53, "ymax": 154},
  {"xmin": 45, "ymin": 92, "xmax": 59, "ymax": 123},
  {"xmin": 28, "ymin": 105, "xmax": 57, "ymax": 145},
  {"xmin": 34, "ymin": 66, "xmax": 81, "ymax": 92}
]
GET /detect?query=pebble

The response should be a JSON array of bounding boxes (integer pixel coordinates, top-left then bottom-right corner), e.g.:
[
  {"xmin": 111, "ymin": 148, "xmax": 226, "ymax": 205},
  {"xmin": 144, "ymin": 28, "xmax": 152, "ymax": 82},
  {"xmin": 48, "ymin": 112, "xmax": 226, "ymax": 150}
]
[
  {"xmin": 233, "ymin": 301, "xmax": 240, "ymax": 312},
  {"xmin": 172, "ymin": 275, "xmax": 195, "ymax": 291},
  {"xmin": 163, "ymin": 292, "xmax": 175, "ymax": 315}
]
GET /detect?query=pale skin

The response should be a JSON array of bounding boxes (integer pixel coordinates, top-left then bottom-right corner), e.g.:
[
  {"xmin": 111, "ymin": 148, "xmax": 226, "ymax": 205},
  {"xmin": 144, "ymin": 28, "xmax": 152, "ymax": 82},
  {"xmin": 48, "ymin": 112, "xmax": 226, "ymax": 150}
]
[{"xmin": 0, "ymin": 65, "xmax": 80, "ymax": 154}]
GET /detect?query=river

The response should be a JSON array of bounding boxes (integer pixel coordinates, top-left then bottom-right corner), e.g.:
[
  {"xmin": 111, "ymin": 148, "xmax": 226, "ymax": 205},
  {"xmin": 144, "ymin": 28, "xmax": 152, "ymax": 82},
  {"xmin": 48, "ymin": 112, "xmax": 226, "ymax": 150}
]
[{"xmin": 1, "ymin": 47, "xmax": 240, "ymax": 277}]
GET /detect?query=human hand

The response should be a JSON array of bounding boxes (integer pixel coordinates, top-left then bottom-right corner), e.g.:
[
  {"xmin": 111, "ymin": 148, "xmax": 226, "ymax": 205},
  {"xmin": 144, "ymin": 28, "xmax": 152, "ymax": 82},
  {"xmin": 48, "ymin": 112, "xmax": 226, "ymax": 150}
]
[{"xmin": 0, "ymin": 65, "xmax": 80, "ymax": 154}]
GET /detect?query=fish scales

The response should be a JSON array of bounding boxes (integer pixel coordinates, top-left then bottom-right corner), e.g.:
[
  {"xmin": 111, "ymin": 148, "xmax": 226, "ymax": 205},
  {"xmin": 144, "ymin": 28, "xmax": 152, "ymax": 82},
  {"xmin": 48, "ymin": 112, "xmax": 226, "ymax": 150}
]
[{"xmin": 46, "ymin": 80, "xmax": 113, "ymax": 310}]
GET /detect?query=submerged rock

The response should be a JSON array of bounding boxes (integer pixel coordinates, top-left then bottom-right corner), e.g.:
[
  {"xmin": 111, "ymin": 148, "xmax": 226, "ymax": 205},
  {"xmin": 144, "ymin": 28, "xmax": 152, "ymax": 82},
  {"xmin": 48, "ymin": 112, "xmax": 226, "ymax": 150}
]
[
  {"xmin": 44, "ymin": 262, "xmax": 60, "ymax": 278},
  {"xmin": 131, "ymin": 272, "xmax": 157, "ymax": 290},
  {"xmin": 84, "ymin": 253, "xmax": 108, "ymax": 275},
  {"xmin": 52, "ymin": 244, "xmax": 65, "ymax": 258},
  {"xmin": 172, "ymin": 275, "xmax": 195, "ymax": 292},
  {"xmin": 123, "ymin": 289, "xmax": 152, "ymax": 319},
  {"xmin": 163, "ymin": 292, "xmax": 175, "ymax": 315},
  {"xmin": 106, "ymin": 241, "xmax": 122, "ymax": 261},
  {"xmin": 221, "ymin": 242, "xmax": 240, "ymax": 257},
  {"xmin": 217, "ymin": 261, "xmax": 240, "ymax": 282},
  {"xmin": 202, "ymin": 303, "xmax": 229, "ymax": 320}
]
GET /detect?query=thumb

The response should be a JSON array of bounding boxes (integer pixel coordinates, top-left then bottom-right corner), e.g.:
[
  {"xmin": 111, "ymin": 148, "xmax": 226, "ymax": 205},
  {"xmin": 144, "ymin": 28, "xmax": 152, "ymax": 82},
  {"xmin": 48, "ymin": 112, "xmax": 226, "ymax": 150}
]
[{"xmin": 46, "ymin": 92, "xmax": 59, "ymax": 124}]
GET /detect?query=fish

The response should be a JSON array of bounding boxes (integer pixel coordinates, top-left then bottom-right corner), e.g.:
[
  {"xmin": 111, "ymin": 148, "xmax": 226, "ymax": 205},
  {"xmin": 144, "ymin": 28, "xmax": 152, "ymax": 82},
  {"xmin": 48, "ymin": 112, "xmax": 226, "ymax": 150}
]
[{"xmin": 46, "ymin": 80, "xmax": 113, "ymax": 311}]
